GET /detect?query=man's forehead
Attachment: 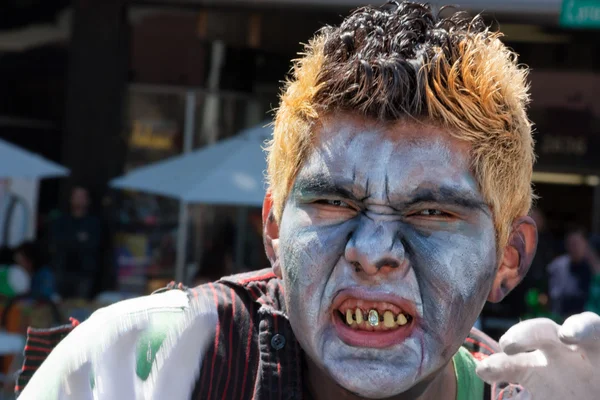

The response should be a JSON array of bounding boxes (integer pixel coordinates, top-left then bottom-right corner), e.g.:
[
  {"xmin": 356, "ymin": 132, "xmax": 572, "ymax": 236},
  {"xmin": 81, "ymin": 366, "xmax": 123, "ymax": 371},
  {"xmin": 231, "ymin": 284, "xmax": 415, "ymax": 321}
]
[
  {"xmin": 294, "ymin": 124, "xmax": 480, "ymax": 204},
  {"xmin": 305, "ymin": 116, "xmax": 472, "ymax": 178},
  {"xmin": 315, "ymin": 115, "xmax": 468, "ymax": 155}
]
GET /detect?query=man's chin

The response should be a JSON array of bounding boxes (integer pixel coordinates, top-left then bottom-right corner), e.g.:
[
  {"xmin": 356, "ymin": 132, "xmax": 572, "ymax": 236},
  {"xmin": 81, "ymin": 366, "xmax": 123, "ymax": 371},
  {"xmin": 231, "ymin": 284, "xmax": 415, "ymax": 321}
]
[{"xmin": 324, "ymin": 360, "xmax": 421, "ymax": 399}]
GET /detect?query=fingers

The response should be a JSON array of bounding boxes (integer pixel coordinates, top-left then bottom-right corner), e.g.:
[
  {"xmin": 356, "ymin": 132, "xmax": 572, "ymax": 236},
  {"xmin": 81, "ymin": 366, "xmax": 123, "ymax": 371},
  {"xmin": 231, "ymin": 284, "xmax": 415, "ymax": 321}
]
[
  {"xmin": 151, "ymin": 300, "xmax": 218, "ymax": 399},
  {"xmin": 499, "ymin": 318, "xmax": 560, "ymax": 355},
  {"xmin": 475, "ymin": 350, "xmax": 547, "ymax": 384},
  {"xmin": 559, "ymin": 312, "xmax": 600, "ymax": 347}
]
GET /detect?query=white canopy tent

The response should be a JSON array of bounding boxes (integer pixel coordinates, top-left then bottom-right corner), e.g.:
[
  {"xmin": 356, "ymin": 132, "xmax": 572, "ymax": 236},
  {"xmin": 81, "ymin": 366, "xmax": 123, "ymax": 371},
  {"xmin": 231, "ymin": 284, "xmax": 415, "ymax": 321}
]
[
  {"xmin": 110, "ymin": 122, "xmax": 269, "ymax": 205},
  {"xmin": 0, "ymin": 138, "xmax": 69, "ymax": 179},
  {"xmin": 0, "ymin": 138, "xmax": 70, "ymax": 245},
  {"xmin": 110, "ymin": 121, "xmax": 272, "ymax": 283}
]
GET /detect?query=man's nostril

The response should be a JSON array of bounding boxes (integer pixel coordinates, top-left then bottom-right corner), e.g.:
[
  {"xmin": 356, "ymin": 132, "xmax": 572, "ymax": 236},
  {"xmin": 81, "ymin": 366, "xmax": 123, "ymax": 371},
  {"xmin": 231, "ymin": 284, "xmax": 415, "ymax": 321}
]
[{"xmin": 375, "ymin": 258, "xmax": 400, "ymax": 269}]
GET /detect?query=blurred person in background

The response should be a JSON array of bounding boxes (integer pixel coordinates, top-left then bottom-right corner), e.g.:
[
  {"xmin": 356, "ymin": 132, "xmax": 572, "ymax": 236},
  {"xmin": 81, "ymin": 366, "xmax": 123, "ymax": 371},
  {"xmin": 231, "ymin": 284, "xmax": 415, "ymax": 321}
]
[
  {"xmin": 0, "ymin": 241, "xmax": 55, "ymax": 299},
  {"xmin": 50, "ymin": 186, "xmax": 101, "ymax": 299},
  {"xmin": 14, "ymin": 241, "xmax": 56, "ymax": 300},
  {"xmin": 0, "ymin": 178, "xmax": 29, "ymax": 264},
  {"xmin": 0, "ymin": 253, "xmax": 30, "ymax": 298},
  {"xmin": 548, "ymin": 226, "xmax": 600, "ymax": 318}
]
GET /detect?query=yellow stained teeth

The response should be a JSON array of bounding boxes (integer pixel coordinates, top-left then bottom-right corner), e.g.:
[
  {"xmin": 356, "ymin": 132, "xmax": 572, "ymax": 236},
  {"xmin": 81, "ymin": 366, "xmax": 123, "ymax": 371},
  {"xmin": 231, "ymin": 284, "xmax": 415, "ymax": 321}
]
[
  {"xmin": 397, "ymin": 313, "xmax": 408, "ymax": 326},
  {"xmin": 355, "ymin": 308, "xmax": 363, "ymax": 324},
  {"xmin": 346, "ymin": 309, "xmax": 354, "ymax": 325},
  {"xmin": 383, "ymin": 311, "xmax": 395, "ymax": 328},
  {"xmin": 368, "ymin": 310, "xmax": 379, "ymax": 326},
  {"xmin": 344, "ymin": 307, "xmax": 409, "ymax": 328}
]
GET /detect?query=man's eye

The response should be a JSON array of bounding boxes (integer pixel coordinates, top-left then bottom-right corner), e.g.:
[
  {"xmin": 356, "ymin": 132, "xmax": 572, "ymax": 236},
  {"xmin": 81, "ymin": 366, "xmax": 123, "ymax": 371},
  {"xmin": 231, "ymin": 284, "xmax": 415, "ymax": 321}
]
[
  {"xmin": 414, "ymin": 209, "xmax": 453, "ymax": 218},
  {"xmin": 419, "ymin": 209, "xmax": 444, "ymax": 216},
  {"xmin": 315, "ymin": 199, "xmax": 351, "ymax": 208}
]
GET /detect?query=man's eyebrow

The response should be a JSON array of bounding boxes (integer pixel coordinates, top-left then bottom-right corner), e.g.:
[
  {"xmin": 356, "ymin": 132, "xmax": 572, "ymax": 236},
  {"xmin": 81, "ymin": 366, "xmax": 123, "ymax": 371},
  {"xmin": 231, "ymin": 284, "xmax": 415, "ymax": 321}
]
[
  {"xmin": 293, "ymin": 175, "xmax": 360, "ymax": 200},
  {"xmin": 404, "ymin": 187, "xmax": 489, "ymax": 213}
]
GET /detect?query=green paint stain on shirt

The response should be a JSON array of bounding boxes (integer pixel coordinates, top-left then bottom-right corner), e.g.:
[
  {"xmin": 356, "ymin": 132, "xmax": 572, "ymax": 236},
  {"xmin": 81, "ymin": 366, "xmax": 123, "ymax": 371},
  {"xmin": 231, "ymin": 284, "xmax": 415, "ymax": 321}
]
[{"xmin": 135, "ymin": 311, "xmax": 184, "ymax": 381}]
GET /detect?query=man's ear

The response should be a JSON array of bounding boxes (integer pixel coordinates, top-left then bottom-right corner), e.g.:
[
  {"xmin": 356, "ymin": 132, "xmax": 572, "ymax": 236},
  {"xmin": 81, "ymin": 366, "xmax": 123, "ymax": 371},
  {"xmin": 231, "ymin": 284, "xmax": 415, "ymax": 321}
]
[
  {"xmin": 262, "ymin": 191, "xmax": 282, "ymax": 278},
  {"xmin": 488, "ymin": 216, "xmax": 538, "ymax": 303}
]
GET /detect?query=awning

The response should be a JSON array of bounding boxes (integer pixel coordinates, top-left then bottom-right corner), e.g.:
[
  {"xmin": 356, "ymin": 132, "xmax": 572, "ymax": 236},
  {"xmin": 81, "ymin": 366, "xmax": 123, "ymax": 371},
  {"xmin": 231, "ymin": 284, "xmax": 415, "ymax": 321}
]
[{"xmin": 0, "ymin": 138, "xmax": 69, "ymax": 179}]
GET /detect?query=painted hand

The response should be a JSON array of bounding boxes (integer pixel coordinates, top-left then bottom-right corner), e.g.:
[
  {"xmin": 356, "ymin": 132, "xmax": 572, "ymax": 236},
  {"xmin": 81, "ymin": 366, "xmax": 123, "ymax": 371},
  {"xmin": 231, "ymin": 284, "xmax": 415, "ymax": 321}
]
[
  {"xmin": 18, "ymin": 290, "xmax": 217, "ymax": 400},
  {"xmin": 476, "ymin": 312, "xmax": 600, "ymax": 399}
]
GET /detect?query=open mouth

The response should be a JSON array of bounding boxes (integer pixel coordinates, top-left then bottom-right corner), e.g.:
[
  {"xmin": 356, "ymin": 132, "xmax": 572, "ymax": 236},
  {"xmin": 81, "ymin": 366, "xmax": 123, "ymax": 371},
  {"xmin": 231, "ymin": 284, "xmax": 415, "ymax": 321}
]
[{"xmin": 331, "ymin": 292, "xmax": 417, "ymax": 348}]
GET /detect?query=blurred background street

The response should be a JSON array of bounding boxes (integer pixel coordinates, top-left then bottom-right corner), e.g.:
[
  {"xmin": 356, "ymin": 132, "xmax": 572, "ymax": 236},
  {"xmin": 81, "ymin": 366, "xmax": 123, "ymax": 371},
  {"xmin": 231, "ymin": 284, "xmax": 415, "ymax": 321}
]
[{"xmin": 0, "ymin": 0, "xmax": 598, "ymax": 396}]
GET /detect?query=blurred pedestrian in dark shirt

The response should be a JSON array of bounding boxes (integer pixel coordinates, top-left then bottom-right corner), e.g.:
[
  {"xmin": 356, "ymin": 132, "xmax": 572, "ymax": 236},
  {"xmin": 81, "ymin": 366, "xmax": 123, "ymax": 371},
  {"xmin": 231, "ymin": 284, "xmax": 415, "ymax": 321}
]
[
  {"xmin": 548, "ymin": 226, "xmax": 600, "ymax": 318},
  {"xmin": 50, "ymin": 187, "xmax": 101, "ymax": 299}
]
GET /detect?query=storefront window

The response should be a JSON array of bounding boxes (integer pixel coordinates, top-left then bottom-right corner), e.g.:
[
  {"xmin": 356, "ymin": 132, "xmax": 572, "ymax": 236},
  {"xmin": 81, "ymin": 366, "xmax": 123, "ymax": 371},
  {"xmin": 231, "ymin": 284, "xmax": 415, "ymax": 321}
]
[
  {"xmin": 114, "ymin": 86, "xmax": 272, "ymax": 294},
  {"xmin": 188, "ymin": 91, "xmax": 272, "ymax": 284},
  {"xmin": 114, "ymin": 88, "xmax": 185, "ymax": 293}
]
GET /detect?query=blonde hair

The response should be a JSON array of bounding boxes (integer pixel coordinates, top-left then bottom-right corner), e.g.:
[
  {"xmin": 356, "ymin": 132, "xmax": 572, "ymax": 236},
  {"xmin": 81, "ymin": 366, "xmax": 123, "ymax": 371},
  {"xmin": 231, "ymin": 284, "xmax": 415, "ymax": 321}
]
[{"xmin": 266, "ymin": 2, "xmax": 534, "ymax": 248}]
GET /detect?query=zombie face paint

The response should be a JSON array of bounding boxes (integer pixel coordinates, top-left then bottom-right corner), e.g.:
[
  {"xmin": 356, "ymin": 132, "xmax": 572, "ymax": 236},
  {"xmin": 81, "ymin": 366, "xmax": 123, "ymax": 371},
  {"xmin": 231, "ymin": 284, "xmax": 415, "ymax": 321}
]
[{"xmin": 276, "ymin": 116, "xmax": 498, "ymax": 398}]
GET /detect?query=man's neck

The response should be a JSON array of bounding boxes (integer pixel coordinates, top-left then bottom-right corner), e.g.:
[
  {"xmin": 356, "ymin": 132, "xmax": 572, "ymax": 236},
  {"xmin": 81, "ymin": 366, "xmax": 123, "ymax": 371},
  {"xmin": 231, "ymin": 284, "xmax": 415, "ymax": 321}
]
[{"xmin": 304, "ymin": 355, "xmax": 456, "ymax": 400}]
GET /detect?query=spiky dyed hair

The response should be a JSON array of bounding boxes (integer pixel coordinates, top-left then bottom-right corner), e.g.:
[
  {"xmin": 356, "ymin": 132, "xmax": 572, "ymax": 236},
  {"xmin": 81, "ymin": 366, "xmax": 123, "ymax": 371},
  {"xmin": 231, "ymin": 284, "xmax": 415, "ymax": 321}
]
[{"xmin": 266, "ymin": 1, "xmax": 534, "ymax": 248}]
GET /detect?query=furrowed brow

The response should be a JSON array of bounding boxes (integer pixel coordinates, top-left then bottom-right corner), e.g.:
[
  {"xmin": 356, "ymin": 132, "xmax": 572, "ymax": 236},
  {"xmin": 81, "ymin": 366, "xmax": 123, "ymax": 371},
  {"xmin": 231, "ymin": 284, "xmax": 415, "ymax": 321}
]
[
  {"xmin": 404, "ymin": 187, "xmax": 489, "ymax": 213},
  {"xmin": 293, "ymin": 174, "xmax": 359, "ymax": 201}
]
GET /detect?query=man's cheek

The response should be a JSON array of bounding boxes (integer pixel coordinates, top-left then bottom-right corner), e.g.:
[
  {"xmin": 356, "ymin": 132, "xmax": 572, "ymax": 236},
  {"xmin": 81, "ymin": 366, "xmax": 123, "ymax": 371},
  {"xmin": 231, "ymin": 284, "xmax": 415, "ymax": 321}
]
[
  {"xmin": 410, "ymin": 233, "xmax": 494, "ymax": 323},
  {"xmin": 283, "ymin": 203, "xmax": 317, "ymax": 228},
  {"xmin": 281, "ymin": 223, "xmax": 351, "ymax": 293}
]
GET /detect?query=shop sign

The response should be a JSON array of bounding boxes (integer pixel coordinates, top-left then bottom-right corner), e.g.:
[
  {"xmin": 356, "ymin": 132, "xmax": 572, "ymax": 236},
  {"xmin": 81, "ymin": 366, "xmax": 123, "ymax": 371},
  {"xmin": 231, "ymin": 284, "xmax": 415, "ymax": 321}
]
[
  {"xmin": 540, "ymin": 134, "xmax": 587, "ymax": 157},
  {"xmin": 535, "ymin": 130, "xmax": 600, "ymax": 173},
  {"xmin": 130, "ymin": 120, "xmax": 178, "ymax": 150},
  {"xmin": 561, "ymin": 0, "xmax": 600, "ymax": 29},
  {"xmin": 532, "ymin": 104, "xmax": 600, "ymax": 173}
]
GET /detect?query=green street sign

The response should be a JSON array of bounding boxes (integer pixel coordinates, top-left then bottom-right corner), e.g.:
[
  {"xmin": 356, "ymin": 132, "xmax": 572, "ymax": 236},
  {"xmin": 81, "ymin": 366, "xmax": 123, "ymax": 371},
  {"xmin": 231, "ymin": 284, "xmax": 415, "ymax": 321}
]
[{"xmin": 560, "ymin": 0, "xmax": 600, "ymax": 28}]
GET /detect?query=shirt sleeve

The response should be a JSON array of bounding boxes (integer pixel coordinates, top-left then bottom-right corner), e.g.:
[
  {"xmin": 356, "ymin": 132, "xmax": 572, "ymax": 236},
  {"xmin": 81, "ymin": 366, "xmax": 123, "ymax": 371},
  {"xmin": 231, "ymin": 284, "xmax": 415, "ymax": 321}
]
[
  {"xmin": 15, "ymin": 323, "xmax": 78, "ymax": 396},
  {"xmin": 15, "ymin": 285, "xmax": 204, "ymax": 399}
]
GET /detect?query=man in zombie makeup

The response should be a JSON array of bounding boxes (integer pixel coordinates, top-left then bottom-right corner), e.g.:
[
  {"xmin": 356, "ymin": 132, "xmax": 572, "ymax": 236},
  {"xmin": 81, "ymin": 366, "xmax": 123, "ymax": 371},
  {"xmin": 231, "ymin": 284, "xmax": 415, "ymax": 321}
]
[{"xmin": 17, "ymin": 2, "xmax": 600, "ymax": 400}]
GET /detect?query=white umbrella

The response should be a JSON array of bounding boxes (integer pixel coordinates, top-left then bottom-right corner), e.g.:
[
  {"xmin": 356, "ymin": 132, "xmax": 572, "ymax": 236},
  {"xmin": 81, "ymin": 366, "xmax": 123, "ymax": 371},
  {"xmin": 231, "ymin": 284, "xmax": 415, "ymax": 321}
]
[
  {"xmin": 110, "ymin": 121, "xmax": 272, "ymax": 283},
  {"xmin": 110, "ymin": 121, "xmax": 270, "ymax": 205},
  {"xmin": 0, "ymin": 138, "xmax": 69, "ymax": 179}
]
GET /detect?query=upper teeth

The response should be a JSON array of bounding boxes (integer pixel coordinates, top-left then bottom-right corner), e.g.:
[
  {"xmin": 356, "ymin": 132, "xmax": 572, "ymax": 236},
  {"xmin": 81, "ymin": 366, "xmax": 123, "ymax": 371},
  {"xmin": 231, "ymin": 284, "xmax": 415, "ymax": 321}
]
[
  {"xmin": 356, "ymin": 308, "xmax": 364, "ymax": 324},
  {"xmin": 369, "ymin": 310, "xmax": 379, "ymax": 326},
  {"xmin": 383, "ymin": 311, "xmax": 395, "ymax": 328},
  {"xmin": 368, "ymin": 310, "xmax": 379, "ymax": 326},
  {"xmin": 344, "ymin": 308, "xmax": 410, "ymax": 327},
  {"xmin": 397, "ymin": 313, "xmax": 408, "ymax": 326}
]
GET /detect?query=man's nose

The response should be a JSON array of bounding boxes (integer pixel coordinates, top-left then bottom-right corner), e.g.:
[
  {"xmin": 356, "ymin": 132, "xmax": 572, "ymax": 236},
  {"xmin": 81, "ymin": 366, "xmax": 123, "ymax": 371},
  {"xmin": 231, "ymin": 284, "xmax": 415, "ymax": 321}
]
[{"xmin": 344, "ymin": 218, "xmax": 408, "ymax": 276}]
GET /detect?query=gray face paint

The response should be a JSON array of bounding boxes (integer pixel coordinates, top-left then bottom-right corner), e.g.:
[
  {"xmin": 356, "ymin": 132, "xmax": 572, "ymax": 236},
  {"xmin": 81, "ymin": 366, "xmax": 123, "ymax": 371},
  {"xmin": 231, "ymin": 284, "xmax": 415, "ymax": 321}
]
[{"xmin": 277, "ymin": 117, "xmax": 498, "ymax": 399}]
